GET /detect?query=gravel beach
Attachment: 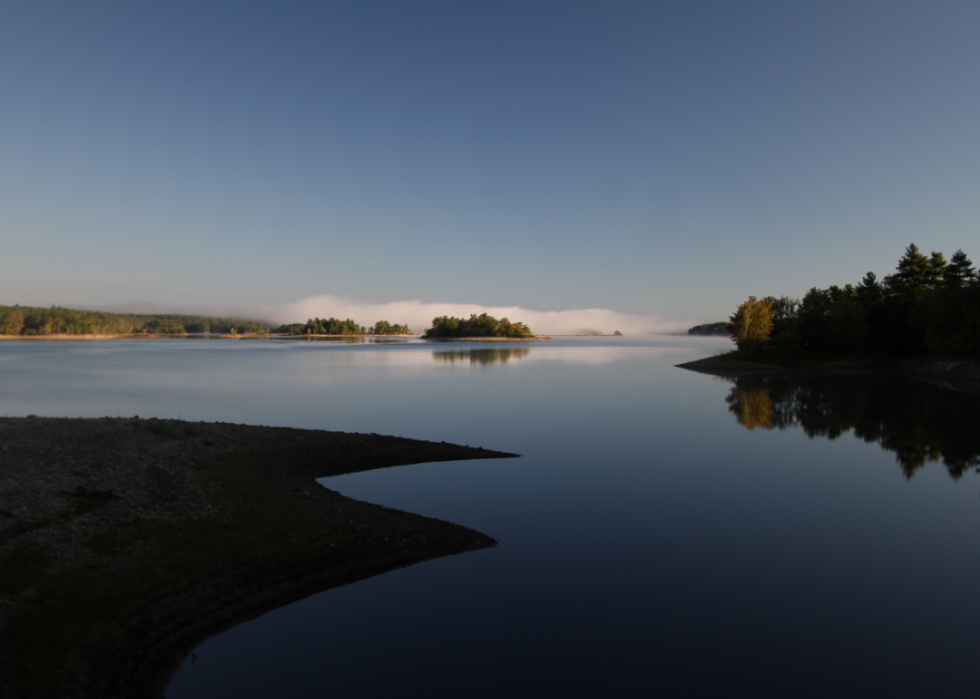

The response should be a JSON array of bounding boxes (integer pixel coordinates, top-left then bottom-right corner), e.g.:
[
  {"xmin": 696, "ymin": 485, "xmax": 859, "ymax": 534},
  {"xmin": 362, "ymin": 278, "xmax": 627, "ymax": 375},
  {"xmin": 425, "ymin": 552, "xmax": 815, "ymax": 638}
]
[{"xmin": 0, "ymin": 417, "xmax": 515, "ymax": 698}]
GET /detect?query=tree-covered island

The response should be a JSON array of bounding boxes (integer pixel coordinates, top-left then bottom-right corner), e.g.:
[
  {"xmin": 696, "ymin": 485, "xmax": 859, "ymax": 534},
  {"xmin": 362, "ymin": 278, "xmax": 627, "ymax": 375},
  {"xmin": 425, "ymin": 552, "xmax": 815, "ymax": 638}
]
[
  {"xmin": 275, "ymin": 318, "xmax": 413, "ymax": 336},
  {"xmin": 370, "ymin": 320, "xmax": 412, "ymax": 335},
  {"xmin": 423, "ymin": 313, "xmax": 535, "ymax": 339}
]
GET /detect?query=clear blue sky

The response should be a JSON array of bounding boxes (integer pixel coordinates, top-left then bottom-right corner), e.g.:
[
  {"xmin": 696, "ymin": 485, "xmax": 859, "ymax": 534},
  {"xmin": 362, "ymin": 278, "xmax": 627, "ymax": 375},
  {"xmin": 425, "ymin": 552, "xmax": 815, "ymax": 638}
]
[{"xmin": 2, "ymin": 1, "xmax": 978, "ymax": 324}]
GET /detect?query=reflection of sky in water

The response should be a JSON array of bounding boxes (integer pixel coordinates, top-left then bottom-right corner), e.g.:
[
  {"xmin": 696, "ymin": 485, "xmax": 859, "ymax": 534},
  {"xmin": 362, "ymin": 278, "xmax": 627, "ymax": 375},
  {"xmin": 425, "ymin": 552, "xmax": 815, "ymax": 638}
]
[
  {"xmin": 0, "ymin": 337, "xmax": 728, "ymax": 422},
  {"xmin": 6, "ymin": 337, "xmax": 977, "ymax": 697}
]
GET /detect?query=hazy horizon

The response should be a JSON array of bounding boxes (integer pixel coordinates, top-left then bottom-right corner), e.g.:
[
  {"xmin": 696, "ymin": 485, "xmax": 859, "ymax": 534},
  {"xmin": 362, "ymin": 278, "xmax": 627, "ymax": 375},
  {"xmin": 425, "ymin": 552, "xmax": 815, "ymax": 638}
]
[
  {"xmin": 3, "ymin": 2, "xmax": 978, "ymax": 319},
  {"xmin": 58, "ymin": 295, "xmax": 697, "ymax": 336}
]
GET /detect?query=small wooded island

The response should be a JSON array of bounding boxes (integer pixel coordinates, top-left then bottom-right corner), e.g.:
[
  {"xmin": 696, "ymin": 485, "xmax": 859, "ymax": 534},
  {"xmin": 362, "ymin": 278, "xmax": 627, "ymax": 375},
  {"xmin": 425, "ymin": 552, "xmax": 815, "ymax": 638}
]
[
  {"xmin": 276, "ymin": 318, "xmax": 413, "ymax": 336},
  {"xmin": 681, "ymin": 244, "xmax": 980, "ymax": 380},
  {"xmin": 422, "ymin": 313, "xmax": 551, "ymax": 341},
  {"xmin": 0, "ymin": 418, "xmax": 515, "ymax": 698}
]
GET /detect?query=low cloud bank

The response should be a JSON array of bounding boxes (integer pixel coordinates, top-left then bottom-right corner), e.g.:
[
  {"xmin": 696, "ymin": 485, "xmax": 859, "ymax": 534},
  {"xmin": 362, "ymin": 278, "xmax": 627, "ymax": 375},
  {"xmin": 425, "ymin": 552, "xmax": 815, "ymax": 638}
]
[
  {"xmin": 258, "ymin": 295, "xmax": 693, "ymax": 336},
  {"xmin": 94, "ymin": 295, "xmax": 695, "ymax": 335}
]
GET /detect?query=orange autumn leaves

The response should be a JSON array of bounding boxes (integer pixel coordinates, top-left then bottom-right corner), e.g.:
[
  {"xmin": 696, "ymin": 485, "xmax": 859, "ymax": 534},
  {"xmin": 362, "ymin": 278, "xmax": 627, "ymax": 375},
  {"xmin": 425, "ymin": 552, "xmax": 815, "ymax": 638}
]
[
  {"xmin": 725, "ymin": 385, "xmax": 775, "ymax": 430},
  {"xmin": 727, "ymin": 296, "xmax": 774, "ymax": 351},
  {"xmin": 725, "ymin": 296, "xmax": 776, "ymax": 430}
]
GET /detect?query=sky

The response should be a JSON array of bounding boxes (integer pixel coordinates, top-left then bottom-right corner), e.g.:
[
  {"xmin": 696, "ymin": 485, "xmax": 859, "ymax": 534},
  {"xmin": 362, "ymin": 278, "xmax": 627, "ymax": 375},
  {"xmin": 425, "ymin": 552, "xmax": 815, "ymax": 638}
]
[{"xmin": 2, "ymin": 1, "xmax": 978, "ymax": 331}]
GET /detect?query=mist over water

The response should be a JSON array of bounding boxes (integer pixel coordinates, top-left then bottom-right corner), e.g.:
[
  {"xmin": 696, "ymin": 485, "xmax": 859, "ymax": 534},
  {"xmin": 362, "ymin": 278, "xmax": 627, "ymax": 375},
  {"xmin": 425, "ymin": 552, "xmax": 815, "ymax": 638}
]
[
  {"xmin": 95, "ymin": 295, "xmax": 696, "ymax": 336},
  {"xmin": 272, "ymin": 295, "xmax": 694, "ymax": 335}
]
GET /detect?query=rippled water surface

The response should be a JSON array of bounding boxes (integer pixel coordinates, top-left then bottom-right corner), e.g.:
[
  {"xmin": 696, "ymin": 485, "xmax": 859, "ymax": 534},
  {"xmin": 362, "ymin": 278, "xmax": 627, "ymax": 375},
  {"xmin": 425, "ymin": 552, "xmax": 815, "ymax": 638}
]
[{"xmin": 3, "ymin": 337, "xmax": 979, "ymax": 698}]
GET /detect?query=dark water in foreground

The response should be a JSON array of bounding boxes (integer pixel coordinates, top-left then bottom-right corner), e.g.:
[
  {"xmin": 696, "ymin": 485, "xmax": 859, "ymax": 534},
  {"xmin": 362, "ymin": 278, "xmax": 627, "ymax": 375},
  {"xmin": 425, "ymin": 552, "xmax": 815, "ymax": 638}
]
[{"xmin": 2, "ymin": 337, "xmax": 979, "ymax": 697}]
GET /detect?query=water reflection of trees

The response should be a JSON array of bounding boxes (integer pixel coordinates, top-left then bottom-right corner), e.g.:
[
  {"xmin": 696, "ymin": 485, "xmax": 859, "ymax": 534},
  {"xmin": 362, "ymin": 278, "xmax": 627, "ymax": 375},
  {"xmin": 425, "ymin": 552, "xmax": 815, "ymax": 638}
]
[
  {"xmin": 723, "ymin": 374, "xmax": 980, "ymax": 480},
  {"xmin": 297, "ymin": 336, "xmax": 366, "ymax": 343},
  {"xmin": 432, "ymin": 348, "xmax": 531, "ymax": 365}
]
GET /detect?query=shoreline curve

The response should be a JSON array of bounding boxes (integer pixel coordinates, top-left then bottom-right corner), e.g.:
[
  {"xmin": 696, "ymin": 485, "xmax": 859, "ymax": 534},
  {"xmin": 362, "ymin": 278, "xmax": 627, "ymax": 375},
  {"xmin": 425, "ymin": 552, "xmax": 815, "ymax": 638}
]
[{"xmin": 0, "ymin": 417, "xmax": 516, "ymax": 698}]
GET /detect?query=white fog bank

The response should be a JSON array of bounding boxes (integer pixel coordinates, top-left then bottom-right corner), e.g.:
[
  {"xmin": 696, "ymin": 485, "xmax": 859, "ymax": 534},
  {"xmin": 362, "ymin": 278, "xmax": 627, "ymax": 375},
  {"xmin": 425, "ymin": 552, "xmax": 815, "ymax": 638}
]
[
  {"xmin": 96, "ymin": 295, "xmax": 698, "ymax": 336},
  {"xmin": 259, "ymin": 296, "xmax": 694, "ymax": 336}
]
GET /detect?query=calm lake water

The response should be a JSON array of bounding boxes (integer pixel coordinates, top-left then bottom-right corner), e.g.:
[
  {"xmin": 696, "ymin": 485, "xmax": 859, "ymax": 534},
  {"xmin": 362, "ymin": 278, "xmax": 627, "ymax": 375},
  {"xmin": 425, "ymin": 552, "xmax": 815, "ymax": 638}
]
[{"xmin": 3, "ymin": 337, "xmax": 979, "ymax": 697}]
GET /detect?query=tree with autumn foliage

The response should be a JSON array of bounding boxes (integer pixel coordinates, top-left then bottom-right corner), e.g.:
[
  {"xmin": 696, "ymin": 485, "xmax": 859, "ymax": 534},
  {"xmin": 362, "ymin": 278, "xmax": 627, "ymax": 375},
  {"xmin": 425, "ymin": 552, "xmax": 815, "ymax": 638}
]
[
  {"xmin": 727, "ymin": 297, "xmax": 774, "ymax": 352},
  {"xmin": 714, "ymin": 244, "xmax": 980, "ymax": 357}
]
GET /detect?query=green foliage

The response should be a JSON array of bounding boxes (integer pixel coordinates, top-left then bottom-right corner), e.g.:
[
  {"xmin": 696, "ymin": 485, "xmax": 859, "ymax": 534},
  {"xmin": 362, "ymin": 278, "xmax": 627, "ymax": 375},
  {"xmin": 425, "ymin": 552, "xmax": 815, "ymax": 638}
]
[
  {"xmin": 945, "ymin": 249, "xmax": 977, "ymax": 289},
  {"xmin": 763, "ymin": 296, "xmax": 801, "ymax": 348},
  {"xmin": 370, "ymin": 320, "xmax": 412, "ymax": 335},
  {"xmin": 687, "ymin": 322, "xmax": 729, "ymax": 336},
  {"xmin": 290, "ymin": 317, "xmax": 365, "ymax": 335},
  {"xmin": 0, "ymin": 305, "xmax": 269, "ymax": 336},
  {"xmin": 796, "ymin": 285, "xmax": 870, "ymax": 353},
  {"xmin": 741, "ymin": 243, "xmax": 980, "ymax": 356},
  {"xmin": 274, "ymin": 319, "xmax": 412, "ymax": 335},
  {"xmin": 423, "ymin": 313, "xmax": 533, "ymax": 338},
  {"xmin": 926, "ymin": 251, "xmax": 947, "ymax": 289},
  {"xmin": 230, "ymin": 321, "xmax": 267, "ymax": 334},
  {"xmin": 884, "ymin": 243, "xmax": 932, "ymax": 295},
  {"xmin": 144, "ymin": 319, "xmax": 186, "ymax": 334}
]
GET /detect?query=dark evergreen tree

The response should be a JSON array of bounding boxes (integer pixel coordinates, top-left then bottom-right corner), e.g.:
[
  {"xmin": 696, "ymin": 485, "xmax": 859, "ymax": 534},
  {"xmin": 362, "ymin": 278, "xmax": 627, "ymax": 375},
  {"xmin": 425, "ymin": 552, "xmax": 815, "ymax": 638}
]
[
  {"xmin": 925, "ymin": 251, "xmax": 947, "ymax": 290},
  {"xmin": 885, "ymin": 243, "xmax": 931, "ymax": 295},
  {"xmin": 945, "ymin": 249, "xmax": 977, "ymax": 288}
]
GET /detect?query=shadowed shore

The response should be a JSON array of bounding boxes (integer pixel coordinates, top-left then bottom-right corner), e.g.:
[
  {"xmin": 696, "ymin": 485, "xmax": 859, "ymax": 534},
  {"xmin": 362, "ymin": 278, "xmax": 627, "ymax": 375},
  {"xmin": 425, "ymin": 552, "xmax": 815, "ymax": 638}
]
[
  {"xmin": 0, "ymin": 418, "xmax": 516, "ymax": 698},
  {"xmin": 677, "ymin": 351, "xmax": 980, "ymax": 385}
]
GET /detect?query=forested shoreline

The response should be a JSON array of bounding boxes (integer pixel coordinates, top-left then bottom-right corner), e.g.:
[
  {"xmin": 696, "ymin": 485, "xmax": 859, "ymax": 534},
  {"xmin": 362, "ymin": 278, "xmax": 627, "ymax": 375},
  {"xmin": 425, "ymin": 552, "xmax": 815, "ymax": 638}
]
[
  {"xmin": 687, "ymin": 322, "xmax": 729, "ymax": 336},
  {"xmin": 0, "ymin": 306, "xmax": 421, "ymax": 338},
  {"xmin": 724, "ymin": 244, "xmax": 980, "ymax": 356},
  {"xmin": 0, "ymin": 305, "xmax": 268, "ymax": 336}
]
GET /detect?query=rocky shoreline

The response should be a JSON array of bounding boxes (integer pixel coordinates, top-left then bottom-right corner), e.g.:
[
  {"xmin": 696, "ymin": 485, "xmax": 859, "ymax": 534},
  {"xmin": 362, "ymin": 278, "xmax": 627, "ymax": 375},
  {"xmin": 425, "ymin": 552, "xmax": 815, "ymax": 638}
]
[{"xmin": 0, "ymin": 417, "xmax": 516, "ymax": 698}]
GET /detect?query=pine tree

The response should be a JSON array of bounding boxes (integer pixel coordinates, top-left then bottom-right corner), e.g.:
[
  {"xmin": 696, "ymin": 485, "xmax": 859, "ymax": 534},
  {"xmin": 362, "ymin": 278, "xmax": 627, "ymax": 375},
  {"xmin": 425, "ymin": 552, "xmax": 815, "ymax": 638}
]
[
  {"xmin": 885, "ymin": 243, "xmax": 930, "ymax": 294},
  {"xmin": 925, "ymin": 251, "xmax": 947, "ymax": 289},
  {"xmin": 856, "ymin": 271, "xmax": 883, "ymax": 306},
  {"xmin": 944, "ymin": 249, "xmax": 977, "ymax": 288}
]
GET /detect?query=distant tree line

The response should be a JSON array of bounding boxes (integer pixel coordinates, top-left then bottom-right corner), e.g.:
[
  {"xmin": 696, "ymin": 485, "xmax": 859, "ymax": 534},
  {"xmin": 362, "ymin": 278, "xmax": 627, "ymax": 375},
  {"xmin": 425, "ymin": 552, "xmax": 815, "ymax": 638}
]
[
  {"xmin": 0, "ymin": 305, "xmax": 269, "ymax": 336},
  {"xmin": 728, "ymin": 244, "xmax": 980, "ymax": 355},
  {"xmin": 275, "ymin": 318, "xmax": 413, "ymax": 336},
  {"xmin": 688, "ymin": 322, "xmax": 729, "ymax": 336},
  {"xmin": 370, "ymin": 321, "xmax": 412, "ymax": 335},
  {"xmin": 423, "ymin": 313, "xmax": 533, "ymax": 338}
]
